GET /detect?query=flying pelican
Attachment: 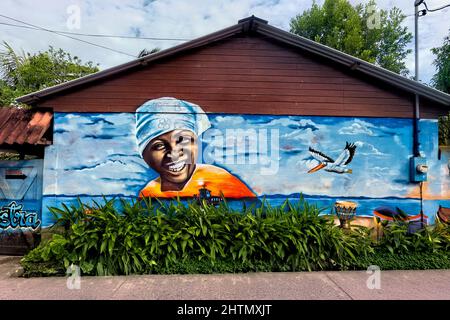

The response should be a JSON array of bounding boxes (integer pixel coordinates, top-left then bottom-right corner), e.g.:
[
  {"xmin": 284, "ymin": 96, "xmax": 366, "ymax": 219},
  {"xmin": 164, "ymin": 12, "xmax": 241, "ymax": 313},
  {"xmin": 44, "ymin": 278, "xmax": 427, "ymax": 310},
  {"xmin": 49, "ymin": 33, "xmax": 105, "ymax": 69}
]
[{"xmin": 308, "ymin": 142, "xmax": 356, "ymax": 174}]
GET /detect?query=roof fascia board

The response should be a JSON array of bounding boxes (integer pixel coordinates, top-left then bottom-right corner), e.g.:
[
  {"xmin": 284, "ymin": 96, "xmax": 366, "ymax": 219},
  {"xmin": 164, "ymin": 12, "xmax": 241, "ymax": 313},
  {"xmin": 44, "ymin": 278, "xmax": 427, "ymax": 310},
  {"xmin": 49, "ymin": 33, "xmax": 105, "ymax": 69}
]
[{"xmin": 16, "ymin": 24, "xmax": 244, "ymax": 104}]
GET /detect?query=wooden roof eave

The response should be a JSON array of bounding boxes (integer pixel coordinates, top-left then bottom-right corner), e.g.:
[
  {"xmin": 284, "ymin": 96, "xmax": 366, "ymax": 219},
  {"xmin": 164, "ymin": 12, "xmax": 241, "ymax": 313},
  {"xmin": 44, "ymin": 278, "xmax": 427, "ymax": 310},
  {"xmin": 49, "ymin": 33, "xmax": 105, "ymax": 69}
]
[{"xmin": 15, "ymin": 16, "xmax": 450, "ymax": 108}]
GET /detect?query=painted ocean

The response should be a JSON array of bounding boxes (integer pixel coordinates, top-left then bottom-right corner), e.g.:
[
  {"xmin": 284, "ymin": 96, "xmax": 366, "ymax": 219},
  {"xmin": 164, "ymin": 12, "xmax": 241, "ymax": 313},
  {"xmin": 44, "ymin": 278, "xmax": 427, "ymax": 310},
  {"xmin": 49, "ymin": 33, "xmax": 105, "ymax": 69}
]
[{"xmin": 39, "ymin": 194, "xmax": 450, "ymax": 227}]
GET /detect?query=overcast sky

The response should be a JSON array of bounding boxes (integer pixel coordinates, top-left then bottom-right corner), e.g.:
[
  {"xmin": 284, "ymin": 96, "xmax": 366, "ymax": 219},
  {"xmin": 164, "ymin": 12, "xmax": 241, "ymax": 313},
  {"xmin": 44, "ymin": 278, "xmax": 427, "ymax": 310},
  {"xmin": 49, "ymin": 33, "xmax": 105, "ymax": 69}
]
[{"xmin": 1, "ymin": 0, "xmax": 449, "ymax": 84}]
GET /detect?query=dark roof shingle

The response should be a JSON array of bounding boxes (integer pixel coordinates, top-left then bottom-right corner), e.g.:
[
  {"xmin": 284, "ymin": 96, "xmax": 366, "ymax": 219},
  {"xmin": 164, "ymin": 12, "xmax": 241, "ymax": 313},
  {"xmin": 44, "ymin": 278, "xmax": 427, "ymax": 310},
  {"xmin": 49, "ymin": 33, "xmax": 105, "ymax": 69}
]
[{"xmin": 0, "ymin": 107, "xmax": 53, "ymax": 146}]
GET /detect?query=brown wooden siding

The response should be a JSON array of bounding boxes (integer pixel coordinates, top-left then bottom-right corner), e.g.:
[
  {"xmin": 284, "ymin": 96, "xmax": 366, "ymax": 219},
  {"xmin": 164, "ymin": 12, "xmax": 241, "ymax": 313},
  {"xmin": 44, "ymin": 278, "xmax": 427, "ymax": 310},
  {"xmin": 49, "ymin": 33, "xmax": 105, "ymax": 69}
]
[
  {"xmin": 36, "ymin": 34, "xmax": 439, "ymax": 118},
  {"xmin": 420, "ymin": 97, "xmax": 448, "ymax": 119}
]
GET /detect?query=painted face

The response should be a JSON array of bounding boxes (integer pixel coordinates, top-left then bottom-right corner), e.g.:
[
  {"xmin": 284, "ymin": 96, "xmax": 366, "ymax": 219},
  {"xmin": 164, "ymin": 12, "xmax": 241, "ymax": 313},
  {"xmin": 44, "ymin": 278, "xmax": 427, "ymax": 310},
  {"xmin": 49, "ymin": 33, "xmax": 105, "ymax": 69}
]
[{"xmin": 143, "ymin": 129, "xmax": 198, "ymax": 190}]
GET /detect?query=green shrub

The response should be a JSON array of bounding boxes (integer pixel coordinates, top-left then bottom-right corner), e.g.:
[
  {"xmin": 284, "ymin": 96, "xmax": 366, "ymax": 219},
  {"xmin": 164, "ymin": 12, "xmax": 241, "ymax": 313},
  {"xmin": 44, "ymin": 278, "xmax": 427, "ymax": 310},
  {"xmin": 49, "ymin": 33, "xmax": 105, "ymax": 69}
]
[
  {"xmin": 376, "ymin": 220, "xmax": 450, "ymax": 254},
  {"xmin": 151, "ymin": 258, "xmax": 276, "ymax": 274},
  {"xmin": 22, "ymin": 197, "xmax": 373, "ymax": 276},
  {"xmin": 352, "ymin": 250, "xmax": 450, "ymax": 270},
  {"xmin": 20, "ymin": 237, "xmax": 67, "ymax": 277},
  {"xmin": 22, "ymin": 197, "xmax": 450, "ymax": 277}
]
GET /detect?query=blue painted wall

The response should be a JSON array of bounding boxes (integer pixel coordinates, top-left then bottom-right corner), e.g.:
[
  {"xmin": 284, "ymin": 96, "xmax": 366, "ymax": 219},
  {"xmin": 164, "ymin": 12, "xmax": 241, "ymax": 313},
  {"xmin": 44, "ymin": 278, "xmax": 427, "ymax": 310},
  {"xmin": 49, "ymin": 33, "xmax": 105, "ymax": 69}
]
[
  {"xmin": 0, "ymin": 160, "xmax": 43, "ymax": 228},
  {"xmin": 40, "ymin": 112, "xmax": 450, "ymax": 227}
]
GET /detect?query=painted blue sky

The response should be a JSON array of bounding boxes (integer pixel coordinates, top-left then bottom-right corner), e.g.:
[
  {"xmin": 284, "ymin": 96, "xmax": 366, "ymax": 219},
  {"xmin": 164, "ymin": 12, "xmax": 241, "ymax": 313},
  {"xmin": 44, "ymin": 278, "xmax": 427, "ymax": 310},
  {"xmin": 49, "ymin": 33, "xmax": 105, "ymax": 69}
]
[
  {"xmin": 43, "ymin": 112, "xmax": 442, "ymax": 199},
  {"xmin": 1, "ymin": 0, "xmax": 449, "ymax": 84}
]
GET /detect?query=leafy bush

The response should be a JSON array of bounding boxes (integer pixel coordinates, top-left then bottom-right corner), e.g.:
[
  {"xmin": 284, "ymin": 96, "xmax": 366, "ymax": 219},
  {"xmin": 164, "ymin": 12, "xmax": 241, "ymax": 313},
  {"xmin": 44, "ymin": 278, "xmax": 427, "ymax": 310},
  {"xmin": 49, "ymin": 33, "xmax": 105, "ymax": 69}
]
[
  {"xmin": 22, "ymin": 197, "xmax": 450, "ymax": 277},
  {"xmin": 376, "ymin": 220, "xmax": 450, "ymax": 254},
  {"xmin": 352, "ymin": 251, "xmax": 450, "ymax": 270},
  {"xmin": 22, "ymin": 197, "xmax": 373, "ymax": 276}
]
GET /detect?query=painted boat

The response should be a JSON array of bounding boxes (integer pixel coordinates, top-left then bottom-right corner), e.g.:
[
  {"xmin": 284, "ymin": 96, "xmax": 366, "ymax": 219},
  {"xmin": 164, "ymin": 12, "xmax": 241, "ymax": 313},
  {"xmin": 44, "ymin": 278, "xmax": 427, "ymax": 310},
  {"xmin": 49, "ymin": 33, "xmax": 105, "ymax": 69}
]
[
  {"xmin": 193, "ymin": 186, "xmax": 223, "ymax": 206},
  {"xmin": 373, "ymin": 206, "xmax": 428, "ymax": 222},
  {"xmin": 437, "ymin": 206, "xmax": 450, "ymax": 224}
]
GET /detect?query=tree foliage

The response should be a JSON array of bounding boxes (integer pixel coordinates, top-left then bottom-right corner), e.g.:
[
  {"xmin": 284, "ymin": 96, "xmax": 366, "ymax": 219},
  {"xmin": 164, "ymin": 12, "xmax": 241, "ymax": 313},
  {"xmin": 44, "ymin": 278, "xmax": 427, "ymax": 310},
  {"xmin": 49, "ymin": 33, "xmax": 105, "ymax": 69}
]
[
  {"xmin": 0, "ymin": 42, "xmax": 99, "ymax": 106},
  {"xmin": 431, "ymin": 30, "xmax": 450, "ymax": 94},
  {"xmin": 289, "ymin": 0, "xmax": 412, "ymax": 75},
  {"xmin": 431, "ymin": 31, "xmax": 450, "ymax": 145},
  {"xmin": 439, "ymin": 112, "xmax": 450, "ymax": 146}
]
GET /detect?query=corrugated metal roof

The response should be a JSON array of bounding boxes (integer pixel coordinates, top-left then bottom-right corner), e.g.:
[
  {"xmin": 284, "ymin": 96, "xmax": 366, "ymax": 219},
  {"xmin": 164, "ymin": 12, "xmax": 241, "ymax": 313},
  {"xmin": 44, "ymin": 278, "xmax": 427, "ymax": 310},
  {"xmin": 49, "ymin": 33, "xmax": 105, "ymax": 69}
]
[
  {"xmin": 0, "ymin": 107, "xmax": 52, "ymax": 145},
  {"xmin": 16, "ymin": 16, "xmax": 450, "ymax": 108}
]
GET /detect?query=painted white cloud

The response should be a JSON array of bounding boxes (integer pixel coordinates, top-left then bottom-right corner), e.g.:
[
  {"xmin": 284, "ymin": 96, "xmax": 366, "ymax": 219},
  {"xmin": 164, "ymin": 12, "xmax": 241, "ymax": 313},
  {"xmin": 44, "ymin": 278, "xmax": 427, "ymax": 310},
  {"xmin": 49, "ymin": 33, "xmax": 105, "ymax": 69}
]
[
  {"xmin": 281, "ymin": 128, "xmax": 317, "ymax": 144},
  {"xmin": 338, "ymin": 119, "xmax": 376, "ymax": 136},
  {"xmin": 214, "ymin": 116, "xmax": 245, "ymax": 125},
  {"xmin": 363, "ymin": 177, "xmax": 409, "ymax": 196},
  {"xmin": 54, "ymin": 159, "xmax": 148, "ymax": 195},
  {"xmin": 44, "ymin": 113, "xmax": 151, "ymax": 196},
  {"xmin": 354, "ymin": 141, "xmax": 386, "ymax": 156},
  {"xmin": 263, "ymin": 118, "xmax": 316, "ymax": 128}
]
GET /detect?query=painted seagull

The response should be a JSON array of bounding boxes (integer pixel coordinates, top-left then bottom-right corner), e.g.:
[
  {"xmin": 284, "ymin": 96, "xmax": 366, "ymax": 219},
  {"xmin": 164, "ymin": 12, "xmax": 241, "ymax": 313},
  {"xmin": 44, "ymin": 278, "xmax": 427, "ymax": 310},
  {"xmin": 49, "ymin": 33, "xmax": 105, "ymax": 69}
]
[{"xmin": 308, "ymin": 142, "xmax": 357, "ymax": 174}]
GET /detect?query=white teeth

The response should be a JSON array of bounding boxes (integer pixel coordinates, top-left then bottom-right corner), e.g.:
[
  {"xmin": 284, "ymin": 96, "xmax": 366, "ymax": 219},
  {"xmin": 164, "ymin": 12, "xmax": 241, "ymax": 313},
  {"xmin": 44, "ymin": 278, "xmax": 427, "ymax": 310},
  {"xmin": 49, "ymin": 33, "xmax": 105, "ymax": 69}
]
[{"xmin": 167, "ymin": 161, "xmax": 186, "ymax": 172}]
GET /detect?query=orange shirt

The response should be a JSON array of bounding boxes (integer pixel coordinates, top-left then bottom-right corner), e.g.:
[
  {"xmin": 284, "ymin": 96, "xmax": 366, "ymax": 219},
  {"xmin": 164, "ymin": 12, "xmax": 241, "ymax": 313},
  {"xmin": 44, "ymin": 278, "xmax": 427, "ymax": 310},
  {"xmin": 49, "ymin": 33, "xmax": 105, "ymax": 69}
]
[{"xmin": 139, "ymin": 164, "xmax": 256, "ymax": 198}]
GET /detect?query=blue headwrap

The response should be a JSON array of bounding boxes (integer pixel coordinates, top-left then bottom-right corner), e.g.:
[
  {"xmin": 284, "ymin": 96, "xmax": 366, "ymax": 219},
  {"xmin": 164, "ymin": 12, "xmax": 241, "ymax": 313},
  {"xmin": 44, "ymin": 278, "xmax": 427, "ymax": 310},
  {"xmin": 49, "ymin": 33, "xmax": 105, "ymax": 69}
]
[{"xmin": 135, "ymin": 97, "xmax": 211, "ymax": 156}]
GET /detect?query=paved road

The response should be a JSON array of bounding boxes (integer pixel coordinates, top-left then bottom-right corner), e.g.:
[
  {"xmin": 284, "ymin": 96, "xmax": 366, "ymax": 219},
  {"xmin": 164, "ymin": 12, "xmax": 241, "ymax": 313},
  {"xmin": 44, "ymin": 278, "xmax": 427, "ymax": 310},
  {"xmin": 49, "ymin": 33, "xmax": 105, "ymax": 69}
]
[{"xmin": 1, "ymin": 256, "xmax": 449, "ymax": 300}]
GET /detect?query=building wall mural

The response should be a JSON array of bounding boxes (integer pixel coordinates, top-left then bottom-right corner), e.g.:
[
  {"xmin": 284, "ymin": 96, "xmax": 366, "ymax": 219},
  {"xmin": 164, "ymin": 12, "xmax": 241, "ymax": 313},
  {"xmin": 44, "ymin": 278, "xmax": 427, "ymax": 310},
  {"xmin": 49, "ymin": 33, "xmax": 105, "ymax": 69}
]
[
  {"xmin": 0, "ymin": 159, "xmax": 43, "ymax": 253},
  {"xmin": 41, "ymin": 97, "xmax": 450, "ymax": 227},
  {"xmin": 135, "ymin": 98, "xmax": 256, "ymax": 200}
]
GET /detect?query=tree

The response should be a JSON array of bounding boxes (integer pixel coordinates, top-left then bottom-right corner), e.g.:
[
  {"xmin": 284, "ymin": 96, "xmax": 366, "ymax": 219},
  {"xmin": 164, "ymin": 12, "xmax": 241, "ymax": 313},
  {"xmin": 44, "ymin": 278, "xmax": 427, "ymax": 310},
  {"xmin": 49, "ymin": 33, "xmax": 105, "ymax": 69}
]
[
  {"xmin": 431, "ymin": 30, "xmax": 450, "ymax": 94},
  {"xmin": 0, "ymin": 42, "xmax": 99, "ymax": 106},
  {"xmin": 439, "ymin": 112, "xmax": 450, "ymax": 146},
  {"xmin": 289, "ymin": 0, "xmax": 412, "ymax": 76},
  {"xmin": 431, "ymin": 31, "xmax": 450, "ymax": 145}
]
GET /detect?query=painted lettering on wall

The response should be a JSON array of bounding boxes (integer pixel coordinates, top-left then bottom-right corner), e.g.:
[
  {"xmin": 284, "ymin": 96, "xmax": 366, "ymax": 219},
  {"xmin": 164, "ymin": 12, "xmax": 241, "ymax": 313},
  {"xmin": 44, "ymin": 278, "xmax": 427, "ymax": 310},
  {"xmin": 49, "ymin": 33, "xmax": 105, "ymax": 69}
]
[{"xmin": 0, "ymin": 201, "xmax": 41, "ymax": 229}]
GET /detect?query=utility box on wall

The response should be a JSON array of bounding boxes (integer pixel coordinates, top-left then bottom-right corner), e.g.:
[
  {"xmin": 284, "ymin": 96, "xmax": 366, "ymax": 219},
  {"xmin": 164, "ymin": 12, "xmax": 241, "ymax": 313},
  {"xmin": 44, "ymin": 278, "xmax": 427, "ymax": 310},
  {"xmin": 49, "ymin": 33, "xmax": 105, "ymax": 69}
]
[{"xmin": 410, "ymin": 157, "xmax": 428, "ymax": 182}]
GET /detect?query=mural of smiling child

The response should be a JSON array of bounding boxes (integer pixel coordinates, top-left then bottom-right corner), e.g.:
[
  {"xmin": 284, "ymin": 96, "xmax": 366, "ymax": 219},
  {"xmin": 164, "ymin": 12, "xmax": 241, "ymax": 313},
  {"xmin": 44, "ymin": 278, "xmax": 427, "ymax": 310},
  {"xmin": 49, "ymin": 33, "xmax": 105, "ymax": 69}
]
[{"xmin": 135, "ymin": 97, "xmax": 256, "ymax": 199}]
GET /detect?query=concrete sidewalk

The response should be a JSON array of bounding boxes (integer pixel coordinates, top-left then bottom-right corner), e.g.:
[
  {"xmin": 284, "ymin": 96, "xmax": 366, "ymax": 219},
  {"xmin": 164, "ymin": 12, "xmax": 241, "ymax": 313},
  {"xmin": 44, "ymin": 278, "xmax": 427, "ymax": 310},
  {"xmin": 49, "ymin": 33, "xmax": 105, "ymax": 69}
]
[{"xmin": 1, "ymin": 256, "xmax": 449, "ymax": 300}]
